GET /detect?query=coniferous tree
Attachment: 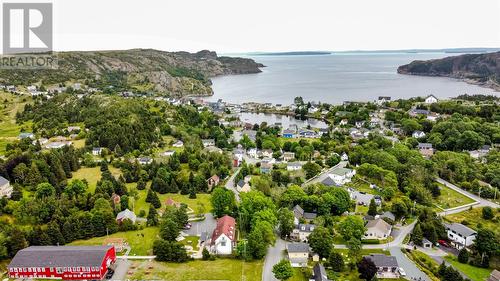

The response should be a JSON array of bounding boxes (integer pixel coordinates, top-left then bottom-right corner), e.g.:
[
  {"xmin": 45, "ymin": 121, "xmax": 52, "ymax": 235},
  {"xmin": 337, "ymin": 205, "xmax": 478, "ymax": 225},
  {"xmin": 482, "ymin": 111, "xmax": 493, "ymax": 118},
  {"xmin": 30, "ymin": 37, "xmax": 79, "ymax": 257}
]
[{"xmin": 147, "ymin": 204, "xmax": 159, "ymax": 226}]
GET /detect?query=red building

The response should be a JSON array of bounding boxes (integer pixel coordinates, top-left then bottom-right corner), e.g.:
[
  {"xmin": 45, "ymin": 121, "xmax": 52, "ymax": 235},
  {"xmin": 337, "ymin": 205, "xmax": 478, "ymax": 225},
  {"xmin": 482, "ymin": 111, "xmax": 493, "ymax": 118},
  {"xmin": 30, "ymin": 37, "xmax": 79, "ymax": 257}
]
[{"xmin": 8, "ymin": 245, "xmax": 116, "ymax": 280}]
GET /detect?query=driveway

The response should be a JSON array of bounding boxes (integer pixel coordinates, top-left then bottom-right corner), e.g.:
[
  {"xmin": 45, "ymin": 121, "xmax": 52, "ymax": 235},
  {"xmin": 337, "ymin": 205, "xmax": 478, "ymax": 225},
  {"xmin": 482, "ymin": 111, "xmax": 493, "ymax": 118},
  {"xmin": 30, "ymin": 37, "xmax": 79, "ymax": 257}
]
[
  {"xmin": 225, "ymin": 167, "xmax": 242, "ymax": 202},
  {"xmin": 302, "ymin": 161, "xmax": 348, "ymax": 186},
  {"xmin": 184, "ymin": 213, "xmax": 216, "ymax": 236},
  {"xmin": 110, "ymin": 259, "xmax": 131, "ymax": 281},
  {"xmin": 262, "ymin": 238, "xmax": 287, "ymax": 281},
  {"xmin": 389, "ymin": 247, "xmax": 429, "ymax": 281}
]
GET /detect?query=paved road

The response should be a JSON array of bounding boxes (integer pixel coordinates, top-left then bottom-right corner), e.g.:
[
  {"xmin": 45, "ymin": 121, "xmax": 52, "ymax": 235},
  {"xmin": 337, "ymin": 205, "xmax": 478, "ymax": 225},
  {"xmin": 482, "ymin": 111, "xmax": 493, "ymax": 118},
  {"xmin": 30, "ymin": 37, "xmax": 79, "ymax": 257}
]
[
  {"xmin": 225, "ymin": 167, "xmax": 242, "ymax": 202},
  {"xmin": 390, "ymin": 247, "xmax": 430, "ymax": 281},
  {"xmin": 110, "ymin": 259, "xmax": 131, "ymax": 281},
  {"xmin": 437, "ymin": 178, "xmax": 499, "ymax": 214},
  {"xmin": 262, "ymin": 238, "xmax": 287, "ymax": 281}
]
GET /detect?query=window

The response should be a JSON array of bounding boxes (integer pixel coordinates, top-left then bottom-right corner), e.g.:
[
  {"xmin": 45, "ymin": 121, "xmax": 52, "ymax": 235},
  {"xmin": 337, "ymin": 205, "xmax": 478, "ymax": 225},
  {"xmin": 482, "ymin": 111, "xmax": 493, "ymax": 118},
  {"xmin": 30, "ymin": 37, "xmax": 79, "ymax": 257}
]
[{"xmin": 56, "ymin": 268, "xmax": 63, "ymax": 274}]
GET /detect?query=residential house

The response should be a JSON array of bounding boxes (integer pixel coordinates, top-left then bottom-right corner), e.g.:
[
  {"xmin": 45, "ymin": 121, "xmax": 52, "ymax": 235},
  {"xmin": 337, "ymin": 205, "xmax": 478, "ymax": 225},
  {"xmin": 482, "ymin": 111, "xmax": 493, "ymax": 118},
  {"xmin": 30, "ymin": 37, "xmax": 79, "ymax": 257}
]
[
  {"xmin": 369, "ymin": 118, "xmax": 380, "ymax": 128},
  {"xmin": 211, "ymin": 215, "xmax": 236, "ymax": 255},
  {"xmin": 283, "ymin": 152, "xmax": 295, "ymax": 162},
  {"xmin": 291, "ymin": 224, "xmax": 315, "ymax": 242},
  {"xmin": 412, "ymin": 131, "xmax": 426, "ymax": 138},
  {"xmin": 355, "ymin": 121, "xmax": 365, "ymax": 128},
  {"xmin": 364, "ymin": 218, "xmax": 392, "ymax": 240},
  {"xmin": 261, "ymin": 149, "xmax": 274, "ymax": 158},
  {"xmin": 0, "ymin": 176, "xmax": 12, "ymax": 198},
  {"xmin": 379, "ymin": 211, "xmax": 395, "ymax": 222},
  {"xmin": 339, "ymin": 119, "xmax": 349, "ymax": 126},
  {"xmin": 46, "ymin": 141, "xmax": 72, "ymax": 149},
  {"xmin": 92, "ymin": 147, "xmax": 103, "ymax": 156},
  {"xmin": 116, "ymin": 209, "xmax": 137, "ymax": 224},
  {"xmin": 328, "ymin": 167, "xmax": 355, "ymax": 185},
  {"xmin": 310, "ymin": 263, "xmax": 331, "ymax": 281},
  {"xmin": 340, "ymin": 152, "xmax": 349, "ymax": 161},
  {"xmin": 282, "ymin": 129, "xmax": 296, "ymax": 138},
  {"xmin": 293, "ymin": 205, "xmax": 317, "ymax": 225},
  {"xmin": 202, "ymin": 139, "xmax": 215, "ymax": 147},
  {"xmin": 18, "ymin": 132, "xmax": 35, "ymax": 139},
  {"xmin": 468, "ymin": 145, "xmax": 491, "ymax": 159},
  {"xmin": 349, "ymin": 188, "xmax": 374, "ymax": 206},
  {"xmin": 35, "ymin": 138, "xmax": 49, "ymax": 146},
  {"xmin": 205, "ymin": 146, "xmax": 223, "ymax": 154},
  {"xmin": 242, "ymin": 130, "xmax": 257, "ymax": 142},
  {"xmin": 417, "ymin": 143, "xmax": 434, "ymax": 158},
  {"xmin": 67, "ymin": 126, "xmax": 81, "ymax": 132},
  {"xmin": 318, "ymin": 128, "xmax": 329, "ymax": 137},
  {"xmin": 172, "ymin": 140, "xmax": 184, "ymax": 147},
  {"xmin": 207, "ymin": 175, "xmax": 220, "ymax": 189},
  {"xmin": 376, "ymin": 96, "xmax": 391, "ymax": 105},
  {"xmin": 247, "ymin": 148, "xmax": 259, "ymax": 159},
  {"xmin": 424, "ymin": 94, "xmax": 438, "ymax": 104},
  {"xmin": 299, "ymin": 129, "xmax": 317, "ymax": 138},
  {"xmin": 409, "ymin": 108, "xmax": 430, "ymax": 117},
  {"xmin": 161, "ymin": 150, "xmax": 175, "ymax": 157},
  {"xmin": 287, "ymin": 162, "xmax": 303, "ymax": 171},
  {"xmin": 444, "ymin": 223, "xmax": 477, "ymax": 249},
  {"xmin": 364, "ymin": 254, "xmax": 400, "ymax": 279},
  {"xmin": 287, "ymin": 242, "xmax": 309, "ymax": 267},
  {"xmin": 422, "ymin": 238, "xmax": 433, "ymax": 249},
  {"xmin": 236, "ymin": 180, "xmax": 251, "ymax": 193},
  {"xmin": 137, "ymin": 157, "xmax": 153, "ymax": 165},
  {"xmin": 260, "ymin": 161, "xmax": 273, "ymax": 174}
]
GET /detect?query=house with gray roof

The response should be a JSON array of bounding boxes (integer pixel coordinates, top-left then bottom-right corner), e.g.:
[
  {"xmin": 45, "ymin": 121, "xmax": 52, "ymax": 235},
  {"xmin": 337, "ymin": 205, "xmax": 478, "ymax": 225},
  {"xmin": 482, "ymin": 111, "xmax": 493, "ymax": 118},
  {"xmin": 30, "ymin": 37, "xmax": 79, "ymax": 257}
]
[
  {"xmin": 311, "ymin": 263, "xmax": 330, "ymax": 281},
  {"xmin": 0, "ymin": 176, "xmax": 12, "ymax": 198},
  {"xmin": 287, "ymin": 242, "xmax": 309, "ymax": 267},
  {"xmin": 293, "ymin": 205, "xmax": 317, "ymax": 225},
  {"xmin": 364, "ymin": 254, "xmax": 400, "ymax": 279},
  {"xmin": 291, "ymin": 223, "xmax": 315, "ymax": 242},
  {"xmin": 445, "ymin": 223, "xmax": 477, "ymax": 249},
  {"xmin": 364, "ymin": 218, "xmax": 392, "ymax": 240},
  {"xmin": 116, "ymin": 209, "xmax": 137, "ymax": 224}
]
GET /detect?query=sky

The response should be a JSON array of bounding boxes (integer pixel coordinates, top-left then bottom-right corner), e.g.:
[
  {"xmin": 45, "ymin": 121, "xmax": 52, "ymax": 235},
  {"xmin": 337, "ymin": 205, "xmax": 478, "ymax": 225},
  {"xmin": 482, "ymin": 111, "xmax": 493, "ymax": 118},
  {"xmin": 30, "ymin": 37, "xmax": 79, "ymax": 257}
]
[{"xmin": 48, "ymin": 0, "xmax": 500, "ymax": 53}]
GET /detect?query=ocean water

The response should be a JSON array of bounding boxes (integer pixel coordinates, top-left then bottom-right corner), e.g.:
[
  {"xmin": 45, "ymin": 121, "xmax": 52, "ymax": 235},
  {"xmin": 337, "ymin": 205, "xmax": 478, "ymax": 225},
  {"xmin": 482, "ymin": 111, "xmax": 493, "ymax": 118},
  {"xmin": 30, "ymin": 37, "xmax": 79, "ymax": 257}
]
[{"xmin": 208, "ymin": 53, "xmax": 499, "ymax": 105}]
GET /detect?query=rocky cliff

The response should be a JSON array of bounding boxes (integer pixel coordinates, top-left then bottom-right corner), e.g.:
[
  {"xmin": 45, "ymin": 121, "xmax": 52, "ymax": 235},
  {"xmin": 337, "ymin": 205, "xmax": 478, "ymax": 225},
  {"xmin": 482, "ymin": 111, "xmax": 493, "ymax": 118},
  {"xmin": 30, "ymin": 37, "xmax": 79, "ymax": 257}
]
[
  {"xmin": 397, "ymin": 52, "xmax": 500, "ymax": 91},
  {"xmin": 0, "ymin": 49, "xmax": 264, "ymax": 96}
]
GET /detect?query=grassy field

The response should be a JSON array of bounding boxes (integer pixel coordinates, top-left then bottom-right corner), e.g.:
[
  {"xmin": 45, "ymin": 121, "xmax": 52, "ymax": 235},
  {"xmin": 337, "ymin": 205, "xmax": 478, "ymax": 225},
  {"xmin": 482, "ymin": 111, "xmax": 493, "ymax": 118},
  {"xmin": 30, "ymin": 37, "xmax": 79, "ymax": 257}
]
[
  {"xmin": 69, "ymin": 227, "xmax": 159, "ymax": 256},
  {"xmin": 179, "ymin": 236, "xmax": 200, "ymax": 252},
  {"xmin": 444, "ymin": 207, "xmax": 499, "ymax": 234},
  {"xmin": 444, "ymin": 255, "xmax": 492, "ymax": 281},
  {"xmin": 0, "ymin": 92, "xmax": 31, "ymax": 154},
  {"xmin": 133, "ymin": 189, "xmax": 212, "ymax": 215},
  {"xmin": 128, "ymin": 259, "xmax": 263, "ymax": 281},
  {"xmin": 71, "ymin": 166, "xmax": 122, "ymax": 193},
  {"xmin": 434, "ymin": 184, "xmax": 475, "ymax": 209},
  {"xmin": 72, "ymin": 139, "xmax": 86, "ymax": 149}
]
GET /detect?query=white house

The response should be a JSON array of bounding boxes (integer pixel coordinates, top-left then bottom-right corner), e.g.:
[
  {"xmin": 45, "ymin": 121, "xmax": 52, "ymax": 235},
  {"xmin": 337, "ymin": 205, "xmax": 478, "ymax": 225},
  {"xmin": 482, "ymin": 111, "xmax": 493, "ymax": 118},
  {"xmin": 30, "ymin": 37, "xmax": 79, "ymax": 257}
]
[
  {"xmin": 291, "ymin": 224, "xmax": 315, "ymax": 242},
  {"xmin": 236, "ymin": 180, "xmax": 251, "ymax": 193},
  {"xmin": 283, "ymin": 152, "xmax": 295, "ymax": 162},
  {"xmin": 211, "ymin": 215, "xmax": 236, "ymax": 255},
  {"xmin": 340, "ymin": 119, "xmax": 349, "ymax": 126},
  {"xmin": 137, "ymin": 157, "xmax": 153, "ymax": 165},
  {"xmin": 261, "ymin": 149, "xmax": 274, "ymax": 158},
  {"xmin": 445, "ymin": 223, "xmax": 477, "ymax": 249},
  {"xmin": 340, "ymin": 152, "xmax": 349, "ymax": 161},
  {"xmin": 116, "ymin": 209, "xmax": 137, "ymax": 224},
  {"xmin": 161, "ymin": 150, "xmax": 176, "ymax": 157},
  {"xmin": 364, "ymin": 218, "xmax": 392, "ymax": 240},
  {"xmin": 172, "ymin": 140, "xmax": 184, "ymax": 148},
  {"xmin": 202, "ymin": 139, "xmax": 215, "ymax": 147},
  {"xmin": 328, "ymin": 167, "xmax": 356, "ymax": 185},
  {"xmin": 92, "ymin": 147, "xmax": 103, "ymax": 156},
  {"xmin": 424, "ymin": 94, "xmax": 438, "ymax": 104},
  {"xmin": 247, "ymin": 148, "xmax": 258, "ymax": 159},
  {"xmin": 0, "ymin": 176, "xmax": 12, "ymax": 198},
  {"xmin": 287, "ymin": 162, "xmax": 303, "ymax": 171},
  {"xmin": 376, "ymin": 96, "xmax": 391, "ymax": 105},
  {"xmin": 412, "ymin": 131, "xmax": 426, "ymax": 138}
]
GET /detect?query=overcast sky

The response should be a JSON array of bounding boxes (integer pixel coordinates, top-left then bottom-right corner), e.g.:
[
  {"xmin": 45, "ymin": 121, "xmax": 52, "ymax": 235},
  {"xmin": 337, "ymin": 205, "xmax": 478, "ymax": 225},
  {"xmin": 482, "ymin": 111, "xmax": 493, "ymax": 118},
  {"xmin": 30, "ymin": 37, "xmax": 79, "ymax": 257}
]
[{"xmin": 51, "ymin": 0, "xmax": 500, "ymax": 53}]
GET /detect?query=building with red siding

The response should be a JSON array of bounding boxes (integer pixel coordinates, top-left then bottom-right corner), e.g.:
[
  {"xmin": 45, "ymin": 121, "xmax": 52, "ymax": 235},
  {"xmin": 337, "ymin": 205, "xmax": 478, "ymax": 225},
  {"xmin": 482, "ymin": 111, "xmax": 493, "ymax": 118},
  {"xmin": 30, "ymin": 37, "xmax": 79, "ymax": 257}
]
[{"xmin": 8, "ymin": 245, "xmax": 116, "ymax": 280}]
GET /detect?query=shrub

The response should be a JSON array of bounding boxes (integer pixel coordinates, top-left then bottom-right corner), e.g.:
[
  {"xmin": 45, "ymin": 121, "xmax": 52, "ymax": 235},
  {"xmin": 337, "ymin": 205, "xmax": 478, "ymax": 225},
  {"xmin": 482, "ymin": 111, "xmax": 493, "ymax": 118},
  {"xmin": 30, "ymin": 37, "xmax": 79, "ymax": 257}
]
[{"xmin": 482, "ymin": 206, "xmax": 494, "ymax": 220}]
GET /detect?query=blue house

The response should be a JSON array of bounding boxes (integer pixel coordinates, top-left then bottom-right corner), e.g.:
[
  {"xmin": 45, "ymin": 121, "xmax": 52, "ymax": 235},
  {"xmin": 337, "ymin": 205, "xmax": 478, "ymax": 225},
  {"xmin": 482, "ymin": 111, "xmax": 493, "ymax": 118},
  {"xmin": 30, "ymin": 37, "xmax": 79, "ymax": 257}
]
[{"xmin": 282, "ymin": 129, "xmax": 295, "ymax": 138}]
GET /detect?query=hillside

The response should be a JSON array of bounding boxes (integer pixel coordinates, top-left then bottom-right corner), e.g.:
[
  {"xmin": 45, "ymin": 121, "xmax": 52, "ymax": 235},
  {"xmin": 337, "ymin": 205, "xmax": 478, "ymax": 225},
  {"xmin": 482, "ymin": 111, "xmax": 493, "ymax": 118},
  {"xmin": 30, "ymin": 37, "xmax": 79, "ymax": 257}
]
[
  {"xmin": 397, "ymin": 52, "xmax": 500, "ymax": 91},
  {"xmin": 0, "ymin": 49, "xmax": 263, "ymax": 96}
]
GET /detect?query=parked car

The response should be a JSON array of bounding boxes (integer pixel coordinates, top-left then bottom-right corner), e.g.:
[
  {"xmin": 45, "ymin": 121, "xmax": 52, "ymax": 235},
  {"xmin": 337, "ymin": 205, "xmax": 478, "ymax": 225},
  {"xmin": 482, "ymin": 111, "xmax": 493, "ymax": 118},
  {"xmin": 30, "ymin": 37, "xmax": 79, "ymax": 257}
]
[
  {"xmin": 398, "ymin": 268, "xmax": 406, "ymax": 276},
  {"xmin": 438, "ymin": 240, "xmax": 450, "ymax": 247},
  {"xmin": 184, "ymin": 223, "xmax": 192, "ymax": 230}
]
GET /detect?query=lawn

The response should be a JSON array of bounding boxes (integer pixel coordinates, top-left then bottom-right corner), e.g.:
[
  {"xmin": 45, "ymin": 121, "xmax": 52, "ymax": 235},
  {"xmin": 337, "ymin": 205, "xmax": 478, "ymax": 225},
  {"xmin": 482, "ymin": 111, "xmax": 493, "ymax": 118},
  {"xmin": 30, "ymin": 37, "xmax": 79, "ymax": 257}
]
[
  {"xmin": 179, "ymin": 236, "xmax": 200, "ymax": 252},
  {"xmin": 133, "ymin": 189, "xmax": 212, "ymax": 216},
  {"xmin": 72, "ymin": 139, "xmax": 86, "ymax": 149},
  {"xmin": 71, "ymin": 166, "xmax": 122, "ymax": 193},
  {"xmin": 444, "ymin": 207, "xmax": 499, "ymax": 234},
  {"xmin": 69, "ymin": 227, "xmax": 159, "ymax": 256},
  {"xmin": 0, "ymin": 92, "xmax": 31, "ymax": 154},
  {"xmin": 444, "ymin": 255, "xmax": 492, "ymax": 281},
  {"xmin": 128, "ymin": 259, "xmax": 263, "ymax": 281},
  {"xmin": 289, "ymin": 268, "xmax": 310, "ymax": 281},
  {"xmin": 434, "ymin": 184, "xmax": 475, "ymax": 210}
]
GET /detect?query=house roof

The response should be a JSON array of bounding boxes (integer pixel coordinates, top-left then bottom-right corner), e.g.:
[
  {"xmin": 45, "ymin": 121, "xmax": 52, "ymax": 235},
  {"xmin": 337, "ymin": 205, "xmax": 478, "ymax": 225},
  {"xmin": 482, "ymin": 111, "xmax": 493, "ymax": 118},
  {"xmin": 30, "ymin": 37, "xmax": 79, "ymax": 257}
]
[
  {"xmin": 211, "ymin": 215, "xmax": 236, "ymax": 244},
  {"xmin": 321, "ymin": 176, "xmax": 336, "ymax": 186},
  {"xmin": 288, "ymin": 162, "xmax": 302, "ymax": 167},
  {"xmin": 297, "ymin": 224, "xmax": 315, "ymax": 232},
  {"xmin": 237, "ymin": 179, "xmax": 246, "ymax": 188},
  {"xmin": 445, "ymin": 223, "xmax": 477, "ymax": 237},
  {"xmin": 312, "ymin": 263, "xmax": 330, "ymax": 281},
  {"xmin": 380, "ymin": 211, "xmax": 395, "ymax": 221},
  {"xmin": 116, "ymin": 209, "xmax": 136, "ymax": 221},
  {"xmin": 293, "ymin": 205, "xmax": 304, "ymax": 218},
  {"xmin": 487, "ymin": 269, "xmax": 500, "ymax": 281},
  {"xmin": 8, "ymin": 246, "xmax": 113, "ymax": 268},
  {"xmin": 417, "ymin": 143, "xmax": 433, "ymax": 149},
  {"xmin": 366, "ymin": 218, "xmax": 392, "ymax": 234},
  {"xmin": 365, "ymin": 254, "xmax": 398, "ymax": 268},
  {"xmin": 330, "ymin": 167, "xmax": 353, "ymax": 176},
  {"xmin": 208, "ymin": 175, "xmax": 220, "ymax": 182},
  {"xmin": 287, "ymin": 242, "xmax": 310, "ymax": 253},
  {"xmin": 0, "ymin": 176, "xmax": 9, "ymax": 186}
]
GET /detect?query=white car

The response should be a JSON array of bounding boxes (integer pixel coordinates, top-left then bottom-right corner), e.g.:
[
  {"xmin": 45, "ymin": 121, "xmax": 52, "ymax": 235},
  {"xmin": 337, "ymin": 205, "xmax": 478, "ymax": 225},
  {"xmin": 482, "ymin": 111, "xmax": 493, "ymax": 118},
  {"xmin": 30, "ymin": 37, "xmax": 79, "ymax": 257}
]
[{"xmin": 398, "ymin": 268, "xmax": 406, "ymax": 276}]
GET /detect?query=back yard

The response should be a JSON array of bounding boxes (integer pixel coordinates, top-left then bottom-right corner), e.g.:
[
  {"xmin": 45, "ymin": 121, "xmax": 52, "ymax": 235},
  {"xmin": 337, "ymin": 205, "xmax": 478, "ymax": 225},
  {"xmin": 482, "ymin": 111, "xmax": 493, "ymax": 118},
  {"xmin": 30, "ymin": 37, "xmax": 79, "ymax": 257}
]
[{"xmin": 433, "ymin": 184, "xmax": 475, "ymax": 210}]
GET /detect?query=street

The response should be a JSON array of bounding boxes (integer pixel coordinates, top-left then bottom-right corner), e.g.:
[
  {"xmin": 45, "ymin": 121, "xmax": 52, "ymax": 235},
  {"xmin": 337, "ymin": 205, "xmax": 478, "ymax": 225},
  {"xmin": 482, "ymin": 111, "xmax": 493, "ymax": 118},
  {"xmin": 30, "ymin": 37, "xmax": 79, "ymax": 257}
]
[{"xmin": 262, "ymin": 238, "xmax": 287, "ymax": 281}]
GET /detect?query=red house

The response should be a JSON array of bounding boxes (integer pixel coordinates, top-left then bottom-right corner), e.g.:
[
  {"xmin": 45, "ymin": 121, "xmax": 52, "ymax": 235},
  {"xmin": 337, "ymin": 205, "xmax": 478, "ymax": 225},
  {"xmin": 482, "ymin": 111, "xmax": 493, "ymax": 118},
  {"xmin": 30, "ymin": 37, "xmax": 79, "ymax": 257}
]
[{"xmin": 8, "ymin": 245, "xmax": 116, "ymax": 280}]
